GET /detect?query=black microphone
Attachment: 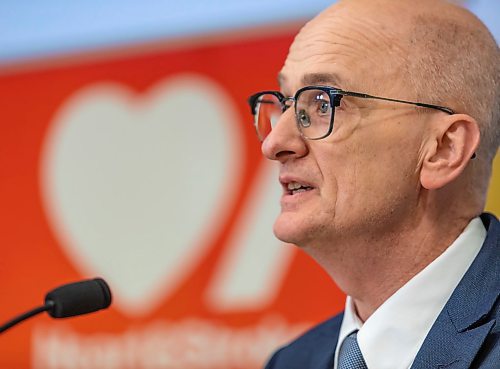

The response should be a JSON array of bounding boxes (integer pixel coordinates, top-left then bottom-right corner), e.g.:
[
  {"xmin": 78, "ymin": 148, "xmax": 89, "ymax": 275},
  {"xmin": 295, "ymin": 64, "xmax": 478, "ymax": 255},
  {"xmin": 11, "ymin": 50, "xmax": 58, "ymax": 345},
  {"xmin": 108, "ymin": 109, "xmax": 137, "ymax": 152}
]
[{"xmin": 0, "ymin": 278, "xmax": 112, "ymax": 334}]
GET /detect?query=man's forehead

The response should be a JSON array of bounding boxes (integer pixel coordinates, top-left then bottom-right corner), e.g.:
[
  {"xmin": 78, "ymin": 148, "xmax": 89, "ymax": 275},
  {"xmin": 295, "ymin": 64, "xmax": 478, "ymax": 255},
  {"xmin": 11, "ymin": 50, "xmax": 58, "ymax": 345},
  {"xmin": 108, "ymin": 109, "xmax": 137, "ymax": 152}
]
[
  {"xmin": 276, "ymin": 2, "xmax": 406, "ymax": 94},
  {"xmin": 277, "ymin": 0, "xmax": 479, "ymax": 96}
]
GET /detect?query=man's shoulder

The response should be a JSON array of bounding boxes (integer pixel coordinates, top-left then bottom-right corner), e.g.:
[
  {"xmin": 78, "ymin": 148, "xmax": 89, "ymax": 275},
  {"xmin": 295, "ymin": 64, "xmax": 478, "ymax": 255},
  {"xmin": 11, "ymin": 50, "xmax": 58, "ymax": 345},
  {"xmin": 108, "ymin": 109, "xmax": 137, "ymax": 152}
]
[
  {"xmin": 264, "ymin": 312, "xmax": 343, "ymax": 369},
  {"xmin": 411, "ymin": 213, "xmax": 499, "ymax": 368},
  {"xmin": 284, "ymin": 312, "xmax": 344, "ymax": 348}
]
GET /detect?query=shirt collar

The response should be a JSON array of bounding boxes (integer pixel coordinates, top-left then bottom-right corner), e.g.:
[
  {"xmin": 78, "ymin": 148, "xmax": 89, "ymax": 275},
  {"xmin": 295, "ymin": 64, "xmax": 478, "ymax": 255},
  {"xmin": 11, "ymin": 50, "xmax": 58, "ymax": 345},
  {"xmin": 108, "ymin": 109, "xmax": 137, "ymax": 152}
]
[{"xmin": 334, "ymin": 217, "xmax": 487, "ymax": 369}]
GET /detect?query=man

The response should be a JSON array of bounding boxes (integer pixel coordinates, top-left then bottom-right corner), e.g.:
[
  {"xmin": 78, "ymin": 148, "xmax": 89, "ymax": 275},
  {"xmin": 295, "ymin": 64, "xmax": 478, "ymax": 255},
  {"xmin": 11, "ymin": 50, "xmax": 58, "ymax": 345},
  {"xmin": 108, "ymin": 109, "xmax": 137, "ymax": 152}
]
[{"xmin": 248, "ymin": 0, "xmax": 499, "ymax": 368}]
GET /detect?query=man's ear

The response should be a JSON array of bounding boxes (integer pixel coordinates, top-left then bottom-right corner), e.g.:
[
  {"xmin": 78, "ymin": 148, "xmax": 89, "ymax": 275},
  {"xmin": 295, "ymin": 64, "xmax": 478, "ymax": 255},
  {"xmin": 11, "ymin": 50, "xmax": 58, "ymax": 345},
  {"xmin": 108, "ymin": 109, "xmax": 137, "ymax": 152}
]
[{"xmin": 420, "ymin": 114, "xmax": 480, "ymax": 190}]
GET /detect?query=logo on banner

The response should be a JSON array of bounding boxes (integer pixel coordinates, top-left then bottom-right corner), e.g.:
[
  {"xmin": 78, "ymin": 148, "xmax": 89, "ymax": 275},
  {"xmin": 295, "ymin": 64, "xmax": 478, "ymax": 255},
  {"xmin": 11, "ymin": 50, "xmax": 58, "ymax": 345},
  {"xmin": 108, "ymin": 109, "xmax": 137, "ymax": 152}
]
[{"xmin": 36, "ymin": 73, "xmax": 298, "ymax": 368}]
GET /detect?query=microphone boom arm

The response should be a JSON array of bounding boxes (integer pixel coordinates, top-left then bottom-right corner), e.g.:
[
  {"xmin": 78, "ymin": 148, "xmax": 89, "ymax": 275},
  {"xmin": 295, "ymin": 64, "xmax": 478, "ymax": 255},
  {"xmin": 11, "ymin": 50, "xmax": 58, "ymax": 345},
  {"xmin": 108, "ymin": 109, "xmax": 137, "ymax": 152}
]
[{"xmin": 0, "ymin": 301, "xmax": 54, "ymax": 334}]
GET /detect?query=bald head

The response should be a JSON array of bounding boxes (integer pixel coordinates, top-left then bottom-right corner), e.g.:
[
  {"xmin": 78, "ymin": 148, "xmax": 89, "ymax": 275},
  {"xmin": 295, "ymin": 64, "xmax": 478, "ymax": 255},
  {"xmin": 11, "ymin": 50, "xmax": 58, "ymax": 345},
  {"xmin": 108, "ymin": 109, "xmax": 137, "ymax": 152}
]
[
  {"xmin": 402, "ymin": 0, "xmax": 499, "ymax": 164},
  {"xmin": 288, "ymin": 0, "xmax": 499, "ymax": 205}
]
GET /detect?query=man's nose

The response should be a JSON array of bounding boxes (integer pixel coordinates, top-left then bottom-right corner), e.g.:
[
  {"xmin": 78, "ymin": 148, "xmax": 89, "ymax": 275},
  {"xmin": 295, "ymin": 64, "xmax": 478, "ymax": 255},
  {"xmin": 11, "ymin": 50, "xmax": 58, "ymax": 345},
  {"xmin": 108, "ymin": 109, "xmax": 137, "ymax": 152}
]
[{"xmin": 261, "ymin": 109, "xmax": 308, "ymax": 162}]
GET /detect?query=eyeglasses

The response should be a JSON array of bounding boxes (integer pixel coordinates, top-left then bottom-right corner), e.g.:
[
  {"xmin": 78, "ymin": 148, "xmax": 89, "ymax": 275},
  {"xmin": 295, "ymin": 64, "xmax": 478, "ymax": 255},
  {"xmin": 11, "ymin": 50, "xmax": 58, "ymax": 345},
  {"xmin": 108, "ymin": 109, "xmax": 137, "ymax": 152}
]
[{"xmin": 248, "ymin": 85, "xmax": 454, "ymax": 141}]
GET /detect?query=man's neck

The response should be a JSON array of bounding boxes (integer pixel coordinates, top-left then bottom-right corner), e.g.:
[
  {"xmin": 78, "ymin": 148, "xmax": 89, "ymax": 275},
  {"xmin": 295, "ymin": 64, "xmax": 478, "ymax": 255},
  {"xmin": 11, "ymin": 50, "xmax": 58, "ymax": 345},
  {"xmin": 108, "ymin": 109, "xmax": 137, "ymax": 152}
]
[{"xmin": 304, "ymin": 213, "xmax": 472, "ymax": 322}]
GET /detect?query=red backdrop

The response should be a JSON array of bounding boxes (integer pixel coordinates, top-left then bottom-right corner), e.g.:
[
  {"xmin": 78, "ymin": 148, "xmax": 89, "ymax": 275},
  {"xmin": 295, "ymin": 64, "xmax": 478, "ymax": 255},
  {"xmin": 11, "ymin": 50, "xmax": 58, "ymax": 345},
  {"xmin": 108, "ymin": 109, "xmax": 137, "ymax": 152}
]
[
  {"xmin": 0, "ymin": 28, "xmax": 345, "ymax": 368},
  {"xmin": 1, "ymin": 24, "xmax": 498, "ymax": 369}
]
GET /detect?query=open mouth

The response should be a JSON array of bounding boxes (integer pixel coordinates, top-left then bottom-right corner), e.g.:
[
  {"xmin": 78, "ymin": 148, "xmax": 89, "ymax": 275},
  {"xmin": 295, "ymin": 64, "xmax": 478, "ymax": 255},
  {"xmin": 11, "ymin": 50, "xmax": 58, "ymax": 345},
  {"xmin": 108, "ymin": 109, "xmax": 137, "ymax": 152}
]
[{"xmin": 286, "ymin": 181, "xmax": 314, "ymax": 195}]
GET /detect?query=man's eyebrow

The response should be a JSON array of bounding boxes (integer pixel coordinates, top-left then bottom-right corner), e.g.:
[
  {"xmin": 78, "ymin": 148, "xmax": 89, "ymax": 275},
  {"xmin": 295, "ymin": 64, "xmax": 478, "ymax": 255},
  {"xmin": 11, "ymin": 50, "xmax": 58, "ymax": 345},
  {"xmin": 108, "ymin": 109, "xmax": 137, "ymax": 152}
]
[
  {"xmin": 301, "ymin": 73, "xmax": 344, "ymax": 87},
  {"xmin": 277, "ymin": 72, "xmax": 346, "ymax": 90}
]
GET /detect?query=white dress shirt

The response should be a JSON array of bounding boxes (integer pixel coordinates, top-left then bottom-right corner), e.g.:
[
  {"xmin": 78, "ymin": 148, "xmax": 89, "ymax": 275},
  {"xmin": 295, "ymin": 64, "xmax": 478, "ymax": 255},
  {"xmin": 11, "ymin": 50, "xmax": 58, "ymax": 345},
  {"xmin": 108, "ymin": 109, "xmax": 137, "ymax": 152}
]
[{"xmin": 333, "ymin": 217, "xmax": 487, "ymax": 369}]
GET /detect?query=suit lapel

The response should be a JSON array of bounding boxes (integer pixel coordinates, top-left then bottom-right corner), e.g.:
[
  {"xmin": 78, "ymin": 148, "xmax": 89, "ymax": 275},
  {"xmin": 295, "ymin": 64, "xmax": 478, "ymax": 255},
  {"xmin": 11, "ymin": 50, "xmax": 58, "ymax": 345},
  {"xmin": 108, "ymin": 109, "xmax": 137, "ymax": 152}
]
[
  {"xmin": 411, "ymin": 213, "xmax": 499, "ymax": 369},
  {"xmin": 313, "ymin": 315, "xmax": 342, "ymax": 369},
  {"xmin": 313, "ymin": 345, "xmax": 336, "ymax": 369},
  {"xmin": 410, "ymin": 314, "xmax": 495, "ymax": 369}
]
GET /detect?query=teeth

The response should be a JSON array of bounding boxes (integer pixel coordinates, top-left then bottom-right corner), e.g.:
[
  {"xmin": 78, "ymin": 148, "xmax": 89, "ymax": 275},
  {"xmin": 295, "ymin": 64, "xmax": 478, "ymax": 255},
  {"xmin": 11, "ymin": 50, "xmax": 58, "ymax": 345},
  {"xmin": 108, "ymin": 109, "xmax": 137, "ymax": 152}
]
[
  {"xmin": 293, "ymin": 188, "xmax": 308, "ymax": 193},
  {"xmin": 287, "ymin": 182, "xmax": 304, "ymax": 190},
  {"xmin": 287, "ymin": 181, "xmax": 313, "ymax": 195}
]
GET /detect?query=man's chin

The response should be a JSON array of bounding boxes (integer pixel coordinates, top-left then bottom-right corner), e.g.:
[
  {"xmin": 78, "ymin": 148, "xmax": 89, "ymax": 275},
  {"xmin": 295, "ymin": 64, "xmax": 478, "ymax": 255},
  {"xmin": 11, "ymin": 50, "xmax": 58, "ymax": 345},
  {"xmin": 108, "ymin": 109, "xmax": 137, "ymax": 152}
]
[{"xmin": 273, "ymin": 214, "xmax": 309, "ymax": 246}]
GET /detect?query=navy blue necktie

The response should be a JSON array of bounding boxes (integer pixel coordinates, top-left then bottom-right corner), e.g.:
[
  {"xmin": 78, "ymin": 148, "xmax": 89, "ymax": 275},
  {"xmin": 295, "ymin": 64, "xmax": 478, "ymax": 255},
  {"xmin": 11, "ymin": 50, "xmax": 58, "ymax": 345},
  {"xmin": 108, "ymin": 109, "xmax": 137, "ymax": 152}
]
[{"xmin": 337, "ymin": 331, "xmax": 368, "ymax": 369}]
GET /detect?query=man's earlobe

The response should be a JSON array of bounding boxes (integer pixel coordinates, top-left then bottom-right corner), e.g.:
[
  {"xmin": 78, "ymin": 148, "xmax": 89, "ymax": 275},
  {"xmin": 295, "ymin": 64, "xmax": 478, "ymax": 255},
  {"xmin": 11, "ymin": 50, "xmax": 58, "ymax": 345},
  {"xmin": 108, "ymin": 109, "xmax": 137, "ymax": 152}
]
[{"xmin": 420, "ymin": 114, "xmax": 480, "ymax": 190}]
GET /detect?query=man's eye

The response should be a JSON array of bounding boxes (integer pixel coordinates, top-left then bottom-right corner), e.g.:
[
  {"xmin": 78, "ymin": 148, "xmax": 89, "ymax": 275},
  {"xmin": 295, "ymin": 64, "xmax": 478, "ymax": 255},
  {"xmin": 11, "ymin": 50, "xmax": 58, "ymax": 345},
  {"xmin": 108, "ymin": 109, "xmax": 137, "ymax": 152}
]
[
  {"xmin": 312, "ymin": 93, "xmax": 331, "ymax": 116},
  {"xmin": 318, "ymin": 101, "xmax": 331, "ymax": 115},
  {"xmin": 314, "ymin": 100, "xmax": 331, "ymax": 117}
]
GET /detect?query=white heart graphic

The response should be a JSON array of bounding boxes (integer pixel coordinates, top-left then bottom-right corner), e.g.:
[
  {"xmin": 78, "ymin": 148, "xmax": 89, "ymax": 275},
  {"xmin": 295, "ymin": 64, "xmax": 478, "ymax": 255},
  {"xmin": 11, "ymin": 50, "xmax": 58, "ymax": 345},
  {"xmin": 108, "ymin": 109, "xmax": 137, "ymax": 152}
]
[{"xmin": 41, "ymin": 74, "xmax": 242, "ymax": 316}]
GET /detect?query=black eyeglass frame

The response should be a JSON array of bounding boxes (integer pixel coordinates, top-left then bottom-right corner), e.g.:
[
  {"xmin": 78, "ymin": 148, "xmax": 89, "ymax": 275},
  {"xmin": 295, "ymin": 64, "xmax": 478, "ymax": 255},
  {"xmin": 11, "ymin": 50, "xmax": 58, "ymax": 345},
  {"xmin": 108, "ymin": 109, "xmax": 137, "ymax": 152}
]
[{"xmin": 248, "ymin": 85, "xmax": 455, "ymax": 141}]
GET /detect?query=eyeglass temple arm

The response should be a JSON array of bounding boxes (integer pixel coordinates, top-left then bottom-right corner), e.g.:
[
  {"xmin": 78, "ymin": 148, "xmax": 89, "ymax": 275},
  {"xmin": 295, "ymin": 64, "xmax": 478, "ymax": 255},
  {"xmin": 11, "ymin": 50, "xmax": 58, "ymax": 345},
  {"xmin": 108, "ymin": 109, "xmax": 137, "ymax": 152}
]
[
  {"xmin": 336, "ymin": 90, "xmax": 475, "ymax": 158},
  {"xmin": 337, "ymin": 90, "xmax": 455, "ymax": 115}
]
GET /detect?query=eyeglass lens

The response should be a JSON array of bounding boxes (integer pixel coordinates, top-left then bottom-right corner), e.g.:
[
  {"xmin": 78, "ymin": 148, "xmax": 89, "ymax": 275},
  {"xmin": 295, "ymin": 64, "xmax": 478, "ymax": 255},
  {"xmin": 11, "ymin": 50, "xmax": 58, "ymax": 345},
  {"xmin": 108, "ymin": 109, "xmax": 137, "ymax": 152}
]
[
  {"xmin": 253, "ymin": 89, "xmax": 333, "ymax": 141},
  {"xmin": 296, "ymin": 89, "xmax": 332, "ymax": 139},
  {"xmin": 254, "ymin": 94, "xmax": 281, "ymax": 141}
]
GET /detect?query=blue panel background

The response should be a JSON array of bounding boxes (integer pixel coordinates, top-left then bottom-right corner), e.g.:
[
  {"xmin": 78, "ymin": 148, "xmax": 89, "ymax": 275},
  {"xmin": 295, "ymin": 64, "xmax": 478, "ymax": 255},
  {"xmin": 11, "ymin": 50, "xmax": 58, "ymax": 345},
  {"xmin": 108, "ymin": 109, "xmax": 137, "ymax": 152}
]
[{"xmin": 0, "ymin": 0, "xmax": 498, "ymax": 63}]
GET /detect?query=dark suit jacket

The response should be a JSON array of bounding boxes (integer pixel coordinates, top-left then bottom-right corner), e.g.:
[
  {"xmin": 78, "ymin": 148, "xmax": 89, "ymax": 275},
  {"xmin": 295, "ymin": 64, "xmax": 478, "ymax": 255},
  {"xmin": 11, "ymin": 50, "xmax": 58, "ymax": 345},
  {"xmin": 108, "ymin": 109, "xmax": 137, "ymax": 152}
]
[{"xmin": 265, "ymin": 213, "xmax": 499, "ymax": 369}]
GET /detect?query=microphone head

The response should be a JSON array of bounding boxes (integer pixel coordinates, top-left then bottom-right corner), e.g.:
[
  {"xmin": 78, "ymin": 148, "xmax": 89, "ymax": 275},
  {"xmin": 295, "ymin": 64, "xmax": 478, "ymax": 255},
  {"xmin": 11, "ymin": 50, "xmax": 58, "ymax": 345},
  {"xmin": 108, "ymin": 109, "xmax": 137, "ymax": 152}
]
[{"xmin": 45, "ymin": 278, "xmax": 112, "ymax": 318}]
